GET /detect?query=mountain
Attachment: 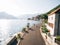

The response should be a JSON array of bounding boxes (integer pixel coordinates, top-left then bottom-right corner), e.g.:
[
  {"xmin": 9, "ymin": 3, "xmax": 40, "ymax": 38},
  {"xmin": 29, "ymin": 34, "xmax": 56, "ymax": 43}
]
[
  {"xmin": 0, "ymin": 12, "xmax": 17, "ymax": 19},
  {"xmin": 19, "ymin": 14, "xmax": 40, "ymax": 19}
]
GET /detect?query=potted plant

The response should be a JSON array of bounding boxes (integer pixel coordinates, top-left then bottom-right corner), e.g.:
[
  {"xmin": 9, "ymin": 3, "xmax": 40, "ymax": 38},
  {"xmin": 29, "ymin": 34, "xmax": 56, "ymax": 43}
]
[
  {"xmin": 56, "ymin": 36, "xmax": 60, "ymax": 41},
  {"xmin": 22, "ymin": 28, "xmax": 28, "ymax": 33},
  {"xmin": 16, "ymin": 34, "xmax": 23, "ymax": 40},
  {"xmin": 41, "ymin": 24, "xmax": 49, "ymax": 39},
  {"xmin": 55, "ymin": 36, "xmax": 60, "ymax": 45}
]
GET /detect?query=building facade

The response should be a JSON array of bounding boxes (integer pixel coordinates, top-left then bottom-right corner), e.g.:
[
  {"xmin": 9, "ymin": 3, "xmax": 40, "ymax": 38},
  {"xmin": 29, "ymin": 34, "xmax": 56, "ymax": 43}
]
[
  {"xmin": 46, "ymin": 5, "xmax": 60, "ymax": 45},
  {"xmin": 47, "ymin": 7, "xmax": 60, "ymax": 36}
]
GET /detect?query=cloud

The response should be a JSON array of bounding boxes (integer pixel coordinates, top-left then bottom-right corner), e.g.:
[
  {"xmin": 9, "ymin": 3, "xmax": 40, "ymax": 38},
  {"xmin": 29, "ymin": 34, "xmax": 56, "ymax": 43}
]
[
  {"xmin": 0, "ymin": 0, "xmax": 60, "ymax": 17},
  {"xmin": 0, "ymin": 0, "xmax": 21, "ymax": 16}
]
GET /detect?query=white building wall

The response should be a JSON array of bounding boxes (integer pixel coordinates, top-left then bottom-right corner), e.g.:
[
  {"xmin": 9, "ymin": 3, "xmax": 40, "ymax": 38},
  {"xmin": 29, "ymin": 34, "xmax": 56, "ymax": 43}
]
[
  {"xmin": 48, "ymin": 14, "xmax": 55, "ymax": 24},
  {"xmin": 47, "ymin": 14, "xmax": 56, "ymax": 36},
  {"xmin": 46, "ymin": 24, "xmax": 54, "ymax": 35}
]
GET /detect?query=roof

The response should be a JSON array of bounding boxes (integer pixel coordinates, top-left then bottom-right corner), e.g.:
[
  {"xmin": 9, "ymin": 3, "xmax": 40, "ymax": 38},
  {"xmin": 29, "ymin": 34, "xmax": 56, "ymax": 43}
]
[{"xmin": 47, "ymin": 4, "xmax": 60, "ymax": 15}]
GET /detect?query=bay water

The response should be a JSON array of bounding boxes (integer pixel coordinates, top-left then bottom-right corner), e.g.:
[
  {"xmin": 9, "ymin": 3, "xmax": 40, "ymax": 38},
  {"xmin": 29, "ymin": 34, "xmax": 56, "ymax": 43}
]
[{"xmin": 0, "ymin": 19, "xmax": 39, "ymax": 45}]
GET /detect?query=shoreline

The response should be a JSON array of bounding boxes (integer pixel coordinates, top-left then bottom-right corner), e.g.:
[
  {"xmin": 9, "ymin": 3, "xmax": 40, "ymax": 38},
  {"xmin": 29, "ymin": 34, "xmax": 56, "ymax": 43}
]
[{"xmin": 5, "ymin": 23, "xmax": 40, "ymax": 45}]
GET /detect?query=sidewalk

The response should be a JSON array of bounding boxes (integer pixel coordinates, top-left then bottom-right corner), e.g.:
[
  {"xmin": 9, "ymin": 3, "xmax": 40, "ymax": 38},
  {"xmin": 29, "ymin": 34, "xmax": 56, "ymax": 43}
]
[{"xmin": 19, "ymin": 24, "xmax": 46, "ymax": 45}]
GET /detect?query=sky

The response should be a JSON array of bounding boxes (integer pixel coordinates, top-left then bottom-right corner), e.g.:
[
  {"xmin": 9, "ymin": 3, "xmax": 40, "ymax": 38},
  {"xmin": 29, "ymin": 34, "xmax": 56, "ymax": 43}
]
[{"xmin": 0, "ymin": 0, "xmax": 60, "ymax": 17}]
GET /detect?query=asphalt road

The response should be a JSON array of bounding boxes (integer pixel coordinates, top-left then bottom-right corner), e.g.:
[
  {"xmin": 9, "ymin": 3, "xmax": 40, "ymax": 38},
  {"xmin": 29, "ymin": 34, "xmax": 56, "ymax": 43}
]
[{"xmin": 19, "ymin": 24, "xmax": 46, "ymax": 45}]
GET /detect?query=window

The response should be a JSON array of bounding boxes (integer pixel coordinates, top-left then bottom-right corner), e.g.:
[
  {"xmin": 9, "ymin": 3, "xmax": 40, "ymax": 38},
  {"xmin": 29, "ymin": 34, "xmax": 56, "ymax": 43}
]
[{"xmin": 51, "ymin": 17, "xmax": 53, "ymax": 20}]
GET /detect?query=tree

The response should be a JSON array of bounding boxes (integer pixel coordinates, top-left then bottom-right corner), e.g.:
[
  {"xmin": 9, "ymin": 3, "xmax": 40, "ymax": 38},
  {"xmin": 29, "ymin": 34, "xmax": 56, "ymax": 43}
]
[
  {"xmin": 36, "ymin": 15, "xmax": 41, "ymax": 20},
  {"xmin": 40, "ymin": 14, "xmax": 48, "ymax": 19}
]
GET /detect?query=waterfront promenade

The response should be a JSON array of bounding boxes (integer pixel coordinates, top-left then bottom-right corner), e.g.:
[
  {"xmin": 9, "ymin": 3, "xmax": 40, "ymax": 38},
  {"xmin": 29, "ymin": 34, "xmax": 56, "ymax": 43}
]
[{"xmin": 19, "ymin": 24, "xmax": 46, "ymax": 45}]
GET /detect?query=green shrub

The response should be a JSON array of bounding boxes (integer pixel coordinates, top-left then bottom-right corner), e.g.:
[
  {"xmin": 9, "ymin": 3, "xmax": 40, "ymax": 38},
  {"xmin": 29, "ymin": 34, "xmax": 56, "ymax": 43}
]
[
  {"xmin": 16, "ymin": 34, "xmax": 21, "ymax": 40},
  {"xmin": 22, "ymin": 28, "xmax": 26, "ymax": 32},
  {"xmin": 22, "ymin": 28, "xmax": 28, "ymax": 33},
  {"xmin": 44, "ymin": 19, "xmax": 48, "ymax": 23},
  {"xmin": 41, "ymin": 24, "xmax": 49, "ymax": 34},
  {"xmin": 56, "ymin": 36, "xmax": 60, "ymax": 41}
]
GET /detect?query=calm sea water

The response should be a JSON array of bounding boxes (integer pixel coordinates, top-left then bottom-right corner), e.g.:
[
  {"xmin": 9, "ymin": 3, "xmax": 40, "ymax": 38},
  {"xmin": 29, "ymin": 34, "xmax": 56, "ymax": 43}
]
[{"xmin": 0, "ymin": 19, "xmax": 39, "ymax": 45}]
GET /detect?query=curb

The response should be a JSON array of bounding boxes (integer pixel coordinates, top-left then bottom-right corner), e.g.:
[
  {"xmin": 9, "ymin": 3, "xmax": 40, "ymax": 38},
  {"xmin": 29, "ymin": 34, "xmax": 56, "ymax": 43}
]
[
  {"xmin": 41, "ymin": 33, "xmax": 51, "ymax": 45},
  {"xmin": 40, "ymin": 28, "xmax": 51, "ymax": 45},
  {"xmin": 40, "ymin": 31, "xmax": 58, "ymax": 45}
]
